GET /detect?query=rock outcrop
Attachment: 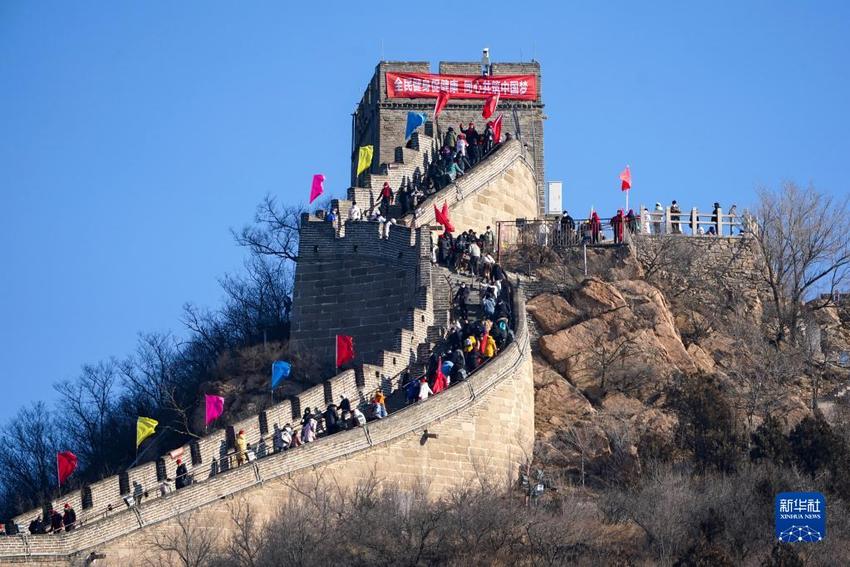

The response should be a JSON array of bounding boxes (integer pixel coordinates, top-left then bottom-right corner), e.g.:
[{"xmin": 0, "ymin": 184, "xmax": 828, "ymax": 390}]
[{"xmin": 535, "ymin": 278, "xmax": 696, "ymax": 402}]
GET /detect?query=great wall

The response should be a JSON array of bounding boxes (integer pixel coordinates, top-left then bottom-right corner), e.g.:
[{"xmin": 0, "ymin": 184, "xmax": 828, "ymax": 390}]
[
  {"xmin": 0, "ymin": 60, "xmax": 764, "ymax": 566},
  {"xmin": 0, "ymin": 60, "xmax": 544, "ymax": 566}
]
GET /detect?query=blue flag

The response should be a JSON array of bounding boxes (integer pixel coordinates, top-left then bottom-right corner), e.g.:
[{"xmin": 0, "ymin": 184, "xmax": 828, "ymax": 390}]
[
  {"xmin": 271, "ymin": 361, "xmax": 291, "ymax": 389},
  {"xmin": 405, "ymin": 112, "xmax": 427, "ymax": 140}
]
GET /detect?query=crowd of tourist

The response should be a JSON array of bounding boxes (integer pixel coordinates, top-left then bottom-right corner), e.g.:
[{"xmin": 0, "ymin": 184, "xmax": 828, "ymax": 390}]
[
  {"xmin": 20, "ymin": 504, "xmax": 76, "ymax": 535},
  {"xmin": 519, "ymin": 200, "xmax": 747, "ymax": 251},
  {"xmin": 391, "ymin": 224, "xmax": 517, "ymax": 400},
  {"xmin": 314, "ymin": 120, "xmax": 505, "ymax": 236},
  {"xmin": 3, "ymin": 124, "xmax": 516, "ymax": 539}
]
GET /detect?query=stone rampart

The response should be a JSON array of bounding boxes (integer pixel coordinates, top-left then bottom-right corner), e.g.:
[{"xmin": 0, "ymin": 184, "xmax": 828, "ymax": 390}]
[
  {"xmin": 288, "ymin": 218, "xmax": 431, "ymax": 379},
  {"xmin": 0, "ymin": 293, "xmax": 533, "ymax": 566},
  {"xmin": 630, "ymin": 234, "xmax": 765, "ymax": 287},
  {"xmin": 629, "ymin": 234, "xmax": 770, "ymax": 323}
]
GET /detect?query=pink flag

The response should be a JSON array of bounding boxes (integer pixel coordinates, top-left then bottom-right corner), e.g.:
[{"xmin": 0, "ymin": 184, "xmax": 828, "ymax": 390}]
[
  {"xmin": 205, "ymin": 394, "xmax": 224, "ymax": 426},
  {"xmin": 619, "ymin": 166, "xmax": 631, "ymax": 191},
  {"xmin": 309, "ymin": 174, "xmax": 325, "ymax": 204}
]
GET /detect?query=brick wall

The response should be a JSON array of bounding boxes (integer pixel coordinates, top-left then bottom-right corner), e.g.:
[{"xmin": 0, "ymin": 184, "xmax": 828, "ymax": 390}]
[
  {"xmin": 630, "ymin": 234, "xmax": 767, "ymax": 293},
  {"xmin": 353, "ymin": 61, "xmax": 545, "ymax": 214},
  {"xmin": 288, "ymin": 218, "xmax": 430, "ymax": 378}
]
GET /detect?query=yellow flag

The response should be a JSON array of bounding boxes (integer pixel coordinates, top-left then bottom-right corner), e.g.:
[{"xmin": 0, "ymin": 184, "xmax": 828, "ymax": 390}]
[
  {"xmin": 356, "ymin": 145, "xmax": 374, "ymax": 176},
  {"xmin": 136, "ymin": 417, "xmax": 159, "ymax": 448}
]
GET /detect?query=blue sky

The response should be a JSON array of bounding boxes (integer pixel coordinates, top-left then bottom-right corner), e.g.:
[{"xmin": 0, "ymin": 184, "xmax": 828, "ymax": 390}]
[{"xmin": 1, "ymin": 1, "xmax": 848, "ymax": 420}]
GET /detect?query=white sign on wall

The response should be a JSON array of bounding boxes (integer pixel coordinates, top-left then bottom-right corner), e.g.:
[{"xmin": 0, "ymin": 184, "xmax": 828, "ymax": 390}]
[{"xmin": 547, "ymin": 181, "xmax": 563, "ymax": 214}]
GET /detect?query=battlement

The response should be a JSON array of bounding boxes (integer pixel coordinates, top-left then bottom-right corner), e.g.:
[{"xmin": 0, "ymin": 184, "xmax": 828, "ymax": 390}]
[
  {"xmin": 298, "ymin": 213, "xmax": 421, "ymax": 257},
  {"xmin": 290, "ymin": 217, "xmax": 432, "ymax": 378},
  {"xmin": 353, "ymin": 59, "xmax": 546, "ymax": 213}
]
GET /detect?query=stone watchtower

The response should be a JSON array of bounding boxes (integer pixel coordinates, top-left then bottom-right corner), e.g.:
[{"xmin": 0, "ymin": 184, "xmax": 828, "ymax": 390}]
[{"xmin": 351, "ymin": 60, "xmax": 545, "ymax": 213}]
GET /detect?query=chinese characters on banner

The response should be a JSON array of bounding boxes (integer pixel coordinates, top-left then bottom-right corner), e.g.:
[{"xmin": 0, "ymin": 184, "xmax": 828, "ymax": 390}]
[{"xmin": 386, "ymin": 72, "xmax": 537, "ymax": 101}]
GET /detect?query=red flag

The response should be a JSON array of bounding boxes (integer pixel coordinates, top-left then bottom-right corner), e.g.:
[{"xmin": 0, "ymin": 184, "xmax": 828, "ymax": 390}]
[
  {"xmin": 492, "ymin": 114, "xmax": 503, "ymax": 144},
  {"xmin": 479, "ymin": 331, "xmax": 489, "ymax": 354},
  {"xmin": 432, "ymin": 357, "xmax": 447, "ymax": 394},
  {"xmin": 433, "ymin": 90, "xmax": 449, "ymax": 119},
  {"xmin": 619, "ymin": 166, "xmax": 631, "ymax": 191},
  {"xmin": 482, "ymin": 92, "xmax": 500, "ymax": 119},
  {"xmin": 336, "ymin": 335, "xmax": 355, "ymax": 367},
  {"xmin": 434, "ymin": 202, "xmax": 455, "ymax": 233},
  {"xmin": 57, "ymin": 451, "xmax": 77, "ymax": 486}
]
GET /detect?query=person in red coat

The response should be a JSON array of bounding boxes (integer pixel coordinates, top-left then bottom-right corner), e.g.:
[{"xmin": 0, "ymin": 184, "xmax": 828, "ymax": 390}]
[
  {"xmin": 610, "ymin": 209, "xmax": 625, "ymax": 244},
  {"xmin": 590, "ymin": 212, "xmax": 602, "ymax": 244}
]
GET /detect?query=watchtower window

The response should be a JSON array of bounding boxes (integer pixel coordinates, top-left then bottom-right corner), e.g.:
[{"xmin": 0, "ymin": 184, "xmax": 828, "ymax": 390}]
[{"xmin": 118, "ymin": 471, "xmax": 130, "ymax": 495}]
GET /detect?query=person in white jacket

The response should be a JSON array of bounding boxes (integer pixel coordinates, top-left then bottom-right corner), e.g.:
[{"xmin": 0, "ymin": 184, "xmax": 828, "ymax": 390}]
[
  {"xmin": 348, "ymin": 202, "xmax": 362, "ymax": 221},
  {"xmin": 417, "ymin": 377, "xmax": 433, "ymax": 401}
]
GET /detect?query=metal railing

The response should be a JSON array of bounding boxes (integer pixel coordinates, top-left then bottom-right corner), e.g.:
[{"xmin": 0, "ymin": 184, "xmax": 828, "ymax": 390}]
[{"xmin": 495, "ymin": 206, "xmax": 754, "ymax": 262}]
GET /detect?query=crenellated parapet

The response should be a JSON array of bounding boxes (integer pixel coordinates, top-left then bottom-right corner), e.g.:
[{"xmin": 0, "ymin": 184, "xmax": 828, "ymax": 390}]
[{"xmin": 290, "ymin": 216, "xmax": 433, "ymax": 379}]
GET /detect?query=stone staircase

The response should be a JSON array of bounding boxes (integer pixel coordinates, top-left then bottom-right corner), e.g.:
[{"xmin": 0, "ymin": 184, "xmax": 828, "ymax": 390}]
[
  {"xmin": 407, "ymin": 265, "xmax": 490, "ymax": 379},
  {"xmin": 335, "ymin": 126, "xmax": 438, "ymax": 222}
]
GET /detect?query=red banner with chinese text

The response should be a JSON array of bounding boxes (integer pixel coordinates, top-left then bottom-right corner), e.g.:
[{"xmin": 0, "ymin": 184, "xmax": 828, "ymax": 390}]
[{"xmin": 386, "ymin": 72, "xmax": 537, "ymax": 100}]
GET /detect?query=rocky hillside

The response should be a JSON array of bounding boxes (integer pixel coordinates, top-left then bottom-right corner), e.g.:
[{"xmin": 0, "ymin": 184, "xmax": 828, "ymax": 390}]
[{"xmin": 521, "ymin": 241, "xmax": 847, "ymax": 485}]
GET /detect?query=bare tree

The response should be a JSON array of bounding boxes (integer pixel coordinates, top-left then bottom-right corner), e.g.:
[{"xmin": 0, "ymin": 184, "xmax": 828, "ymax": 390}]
[
  {"xmin": 54, "ymin": 360, "xmax": 121, "ymax": 475},
  {"xmin": 232, "ymin": 195, "xmax": 304, "ymax": 264},
  {"xmin": 0, "ymin": 402, "xmax": 63, "ymax": 516},
  {"xmin": 602, "ymin": 465, "xmax": 698, "ymax": 566},
  {"xmin": 563, "ymin": 424, "xmax": 598, "ymax": 487},
  {"xmin": 725, "ymin": 322, "xmax": 801, "ymax": 428},
  {"xmin": 120, "ymin": 332, "xmax": 200, "ymax": 439},
  {"xmin": 224, "ymin": 498, "xmax": 260, "ymax": 567},
  {"xmin": 144, "ymin": 509, "xmax": 218, "ymax": 567},
  {"xmin": 570, "ymin": 326, "xmax": 638, "ymax": 392},
  {"xmin": 218, "ymin": 255, "xmax": 293, "ymax": 345},
  {"xmin": 754, "ymin": 183, "xmax": 850, "ymax": 345}
]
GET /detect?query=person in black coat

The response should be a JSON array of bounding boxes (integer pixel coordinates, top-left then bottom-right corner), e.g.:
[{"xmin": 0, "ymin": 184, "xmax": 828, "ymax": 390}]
[
  {"xmin": 491, "ymin": 264, "xmax": 505, "ymax": 282},
  {"xmin": 324, "ymin": 404, "xmax": 339, "ymax": 435},
  {"xmin": 339, "ymin": 395, "xmax": 351, "ymax": 414},
  {"xmin": 49, "ymin": 510, "xmax": 63, "ymax": 533},
  {"xmin": 455, "ymin": 283, "xmax": 470, "ymax": 319},
  {"xmin": 175, "ymin": 459, "xmax": 189, "ymax": 490},
  {"xmin": 62, "ymin": 504, "xmax": 76, "ymax": 531}
]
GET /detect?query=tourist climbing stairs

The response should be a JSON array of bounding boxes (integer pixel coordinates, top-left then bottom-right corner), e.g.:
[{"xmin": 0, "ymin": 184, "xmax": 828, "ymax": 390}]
[{"xmin": 334, "ymin": 125, "xmax": 437, "ymax": 224}]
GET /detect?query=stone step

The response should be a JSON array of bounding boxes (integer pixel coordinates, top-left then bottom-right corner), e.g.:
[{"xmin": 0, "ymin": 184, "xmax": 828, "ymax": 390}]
[{"xmin": 394, "ymin": 146, "xmax": 422, "ymax": 165}]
